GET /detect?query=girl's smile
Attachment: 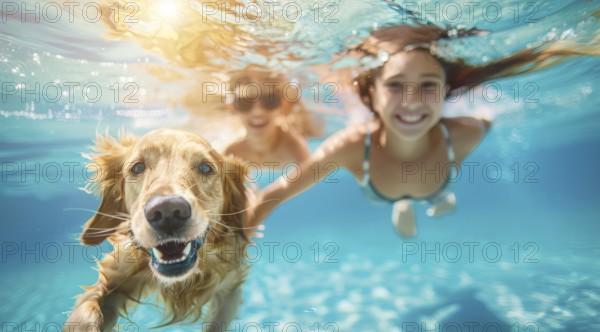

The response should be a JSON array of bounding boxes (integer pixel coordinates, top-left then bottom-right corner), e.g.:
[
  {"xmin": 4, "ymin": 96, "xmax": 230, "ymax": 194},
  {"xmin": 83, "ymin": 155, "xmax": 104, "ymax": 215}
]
[{"xmin": 246, "ymin": 117, "xmax": 271, "ymax": 129}]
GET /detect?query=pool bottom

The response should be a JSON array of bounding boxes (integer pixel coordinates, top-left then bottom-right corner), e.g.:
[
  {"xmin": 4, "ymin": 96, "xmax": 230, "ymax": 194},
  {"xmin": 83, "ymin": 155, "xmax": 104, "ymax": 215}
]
[{"xmin": 1, "ymin": 243, "xmax": 598, "ymax": 332}]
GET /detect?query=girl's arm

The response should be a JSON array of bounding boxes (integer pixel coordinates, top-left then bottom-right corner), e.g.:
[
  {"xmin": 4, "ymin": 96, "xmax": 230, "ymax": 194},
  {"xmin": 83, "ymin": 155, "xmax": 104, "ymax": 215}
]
[{"xmin": 245, "ymin": 128, "xmax": 358, "ymax": 237}]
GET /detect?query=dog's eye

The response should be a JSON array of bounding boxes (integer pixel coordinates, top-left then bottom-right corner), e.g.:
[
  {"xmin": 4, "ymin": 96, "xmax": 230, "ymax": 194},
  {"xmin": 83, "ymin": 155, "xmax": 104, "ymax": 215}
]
[
  {"xmin": 198, "ymin": 162, "xmax": 215, "ymax": 175},
  {"xmin": 131, "ymin": 162, "xmax": 145, "ymax": 175}
]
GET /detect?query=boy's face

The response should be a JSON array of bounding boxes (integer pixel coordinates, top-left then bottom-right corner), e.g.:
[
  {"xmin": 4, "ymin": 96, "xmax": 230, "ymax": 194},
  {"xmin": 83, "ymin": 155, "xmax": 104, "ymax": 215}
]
[{"xmin": 371, "ymin": 50, "xmax": 447, "ymax": 141}]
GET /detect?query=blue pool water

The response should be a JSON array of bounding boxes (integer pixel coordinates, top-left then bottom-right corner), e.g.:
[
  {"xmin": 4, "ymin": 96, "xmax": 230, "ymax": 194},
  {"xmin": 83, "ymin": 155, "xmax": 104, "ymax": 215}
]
[{"xmin": 1, "ymin": 0, "xmax": 600, "ymax": 331}]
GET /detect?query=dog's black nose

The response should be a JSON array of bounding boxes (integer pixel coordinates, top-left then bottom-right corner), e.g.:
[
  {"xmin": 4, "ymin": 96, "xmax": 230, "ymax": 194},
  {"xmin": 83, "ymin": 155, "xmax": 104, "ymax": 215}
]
[{"xmin": 144, "ymin": 196, "xmax": 191, "ymax": 233}]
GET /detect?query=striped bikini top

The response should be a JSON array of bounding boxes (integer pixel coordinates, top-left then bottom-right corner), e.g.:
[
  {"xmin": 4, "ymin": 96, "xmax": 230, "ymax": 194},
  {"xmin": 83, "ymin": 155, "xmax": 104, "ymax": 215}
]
[{"xmin": 359, "ymin": 122, "xmax": 456, "ymax": 204}]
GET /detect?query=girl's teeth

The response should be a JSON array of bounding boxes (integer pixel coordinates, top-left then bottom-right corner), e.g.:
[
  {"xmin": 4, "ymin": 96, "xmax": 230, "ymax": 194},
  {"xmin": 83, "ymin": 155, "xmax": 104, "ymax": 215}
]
[
  {"xmin": 399, "ymin": 114, "xmax": 423, "ymax": 123},
  {"xmin": 250, "ymin": 120, "xmax": 267, "ymax": 126}
]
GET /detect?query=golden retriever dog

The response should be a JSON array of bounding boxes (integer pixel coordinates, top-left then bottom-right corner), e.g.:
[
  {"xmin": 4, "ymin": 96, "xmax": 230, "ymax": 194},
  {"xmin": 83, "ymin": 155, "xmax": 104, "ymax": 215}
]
[{"xmin": 65, "ymin": 129, "xmax": 249, "ymax": 332}]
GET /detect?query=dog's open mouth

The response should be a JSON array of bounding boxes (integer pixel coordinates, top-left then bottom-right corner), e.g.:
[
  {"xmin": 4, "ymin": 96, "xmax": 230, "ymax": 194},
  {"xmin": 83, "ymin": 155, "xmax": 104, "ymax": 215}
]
[{"xmin": 149, "ymin": 237, "xmax": 204, "ymax": 277}]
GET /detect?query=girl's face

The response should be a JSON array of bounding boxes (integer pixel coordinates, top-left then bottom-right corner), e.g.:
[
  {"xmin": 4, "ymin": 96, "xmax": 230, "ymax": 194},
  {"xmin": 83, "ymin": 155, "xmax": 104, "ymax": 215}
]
[
  {"xmin": 371, "ymin": 50, "xmax": 446, "ymax": 141},
  {"xmin": 231, "ymin": 86, "xmax": 285, "ymax": 137}
]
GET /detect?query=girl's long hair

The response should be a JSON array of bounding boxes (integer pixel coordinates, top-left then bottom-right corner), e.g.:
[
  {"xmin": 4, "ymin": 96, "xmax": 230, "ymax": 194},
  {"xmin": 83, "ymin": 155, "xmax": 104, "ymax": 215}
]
[{"xmin": 353, "ymin": 24, "xmax": 600, "ymax": 110}]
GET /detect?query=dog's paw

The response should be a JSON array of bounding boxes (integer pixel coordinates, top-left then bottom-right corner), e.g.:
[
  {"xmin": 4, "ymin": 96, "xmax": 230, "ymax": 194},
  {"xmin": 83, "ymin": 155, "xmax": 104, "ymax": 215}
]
[{"xmin": 64, "ymin": 301, "xmax": 104, "ymax": 332}]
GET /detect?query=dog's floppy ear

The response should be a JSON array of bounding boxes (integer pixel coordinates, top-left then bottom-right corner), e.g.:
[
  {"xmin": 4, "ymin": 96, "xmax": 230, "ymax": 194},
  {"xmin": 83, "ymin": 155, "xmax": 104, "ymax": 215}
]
[
  {"xmin": 80, "ymin": 132, "xmax": 137, "ymax": 245},
  {"xmin": 221, "ymin": 157, "xmax": 249, "ymax": 241}
]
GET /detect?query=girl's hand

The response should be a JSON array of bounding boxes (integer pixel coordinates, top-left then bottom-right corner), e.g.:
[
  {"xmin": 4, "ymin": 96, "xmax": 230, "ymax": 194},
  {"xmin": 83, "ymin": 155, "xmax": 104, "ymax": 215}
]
[
  {"xmin": 244, "ymin": 186, "xmax": 266, "ymax": 240},
  {"xmin": 244, "ymin": 224, "xmax": 265, "ymax": 240}
]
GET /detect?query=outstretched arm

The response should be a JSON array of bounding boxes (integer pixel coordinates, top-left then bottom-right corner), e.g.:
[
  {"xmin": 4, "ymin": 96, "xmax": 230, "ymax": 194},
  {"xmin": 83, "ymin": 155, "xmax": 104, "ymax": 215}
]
[{"xmin": 245, "ymin": 129, "xmax": 355, "ymax": 237}]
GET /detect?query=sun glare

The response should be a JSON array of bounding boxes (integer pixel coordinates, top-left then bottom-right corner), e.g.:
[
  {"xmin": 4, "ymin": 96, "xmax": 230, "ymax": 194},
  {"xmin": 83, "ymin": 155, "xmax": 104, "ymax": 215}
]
[{"xmin": 158, "ymin": 1, "xmax": 178, "ymax": 18}]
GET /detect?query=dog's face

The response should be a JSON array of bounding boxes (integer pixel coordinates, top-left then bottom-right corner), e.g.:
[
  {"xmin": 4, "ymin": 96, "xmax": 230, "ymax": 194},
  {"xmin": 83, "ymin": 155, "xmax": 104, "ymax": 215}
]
[
  {"xmin": 124, "ymin": 130, "xmax": 227, "ymax": 281},
  {"xmin": 80, "ymin": 129, "xmax": 247, "ymax": 282}
]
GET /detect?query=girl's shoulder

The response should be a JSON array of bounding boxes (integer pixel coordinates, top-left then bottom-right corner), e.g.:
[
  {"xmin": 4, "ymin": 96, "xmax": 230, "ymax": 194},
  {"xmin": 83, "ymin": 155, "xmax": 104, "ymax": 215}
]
[
  {"xmin": 312, "ymin": 120, "xmax": 376, "ymax": 168},
  {"xmin": 443, "ymin": 116, "xmax": 490, "ymax": 133},
  {"xmin": 223, "ymin": 138, "xmax": 246, "ymax": 157},
  {"xmin": 279, "ymin": 127, "xmax": 311, "ymax": 162},
  {"xmin": 322, "ymin": 120, "xmax": 375, "ymax": 152},
  {"xmin": 442, "ymin": 116, "xmax": 491, "ymax": 161}
]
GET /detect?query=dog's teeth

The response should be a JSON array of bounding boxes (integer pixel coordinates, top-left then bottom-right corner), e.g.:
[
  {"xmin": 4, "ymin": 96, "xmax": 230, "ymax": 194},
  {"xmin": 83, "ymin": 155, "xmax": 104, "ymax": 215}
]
[
  {"xmin": 183, "ymin": 242, "xmax": 192, "ymax": 257},
  {"xmin": 152, "ymin": 248, "xmax": 162, "ymax": 260},
  {"xmin": 152, "ymin": 242, "xmax": 193, "ymax": 265}
]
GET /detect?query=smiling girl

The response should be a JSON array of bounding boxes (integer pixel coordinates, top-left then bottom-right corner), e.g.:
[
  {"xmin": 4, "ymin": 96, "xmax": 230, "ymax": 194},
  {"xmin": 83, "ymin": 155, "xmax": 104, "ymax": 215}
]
[
  {"xmin": 245, "ymin": 24, "xmax": 598, "ymax": 238},
  {"xmin": 224, "ymin": 65, "xmax": 322, "ymax": 168}
]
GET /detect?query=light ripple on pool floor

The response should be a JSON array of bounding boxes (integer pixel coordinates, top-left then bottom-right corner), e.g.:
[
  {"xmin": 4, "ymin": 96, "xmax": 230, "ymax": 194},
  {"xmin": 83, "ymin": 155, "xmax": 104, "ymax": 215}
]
[{"xmin": 1, "ymin": 247, "xmax": 599, "ymax": 330}]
